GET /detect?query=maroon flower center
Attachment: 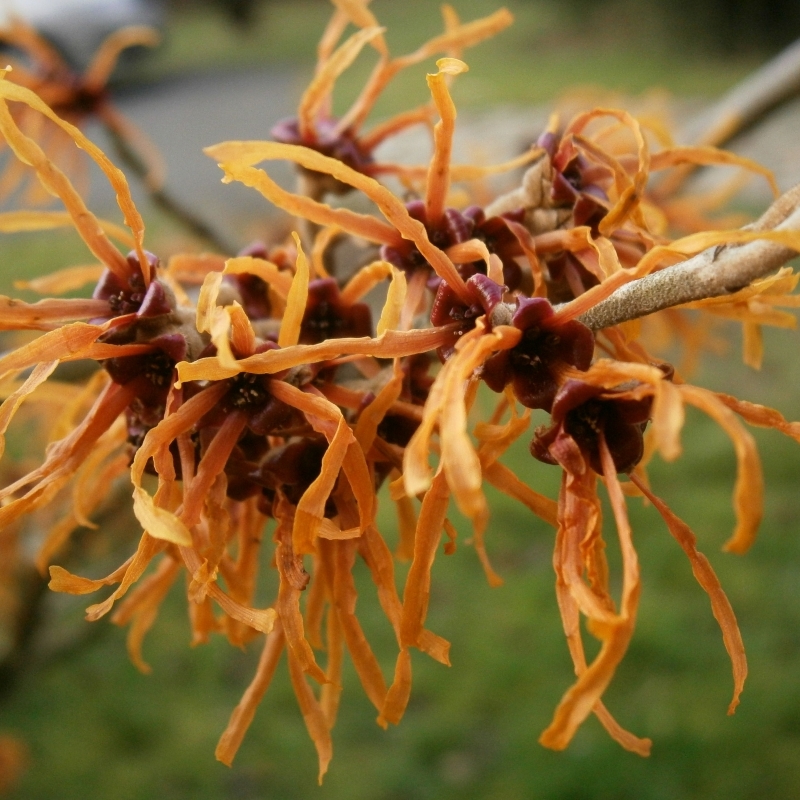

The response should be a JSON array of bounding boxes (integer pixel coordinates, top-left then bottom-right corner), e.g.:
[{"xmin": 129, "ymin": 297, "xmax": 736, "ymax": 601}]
[
  {"xmin": 271, "ymin": 116, "xmax": 374, "ymax": 185},
  {"xmin": 299, "ymin": 278, "xmax": 372, "ymax": 345},
  {"xmin": 381, "ymin": 202, "xmax": 523, "ymax": 290},
  {"xmin": 530, "ymin": 380, "xmax": 653, "ymax": 474},
  {"xmin": 482, "ymin": 297, "xmax": 594, "ymax": 411},
  {"xmin": 430, "ymin": 273, "xmax": 506, "ymax": 361},
  {"xmin": 226, "ymin": 372, "xmax": 271, "ymax": 410},
  {"xmin": 92, "ymin": 252, "xmax": 167, "ymax": 319}
]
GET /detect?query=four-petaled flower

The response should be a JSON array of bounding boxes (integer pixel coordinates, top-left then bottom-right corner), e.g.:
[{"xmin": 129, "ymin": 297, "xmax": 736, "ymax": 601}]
[
  {"xmin": 482, "ymin": 297, "xmax": 595, "ymax": 410},
  {"xmin": 531, "ymin": 378, "xmax": 652, "ymax": 474}
]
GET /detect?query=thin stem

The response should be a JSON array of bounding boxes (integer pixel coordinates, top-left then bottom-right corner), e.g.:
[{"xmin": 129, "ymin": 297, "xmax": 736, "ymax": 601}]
[{"xmin": 575, "ymin": 185, "xmax": 800, "ymax": 331}]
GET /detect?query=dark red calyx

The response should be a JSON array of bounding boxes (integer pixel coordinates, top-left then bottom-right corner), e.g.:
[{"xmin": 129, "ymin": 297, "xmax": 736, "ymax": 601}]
[
  {"xmin": 545, "ymin": 251, "xmax": 600, "ymax": 303},
  {"xmin": 104, "ymin": 333, "xmax": 185, "ymax": 400},
  {"xmin": 114, "ymin": 336, "xmax": 187, "ymax": 458},
  {"xmin": 204, "ymin": 373, "xmax": 292, "ymax": 437},
  {"xmin": 461, "ymin": 206, "xmax": 524, "ymax": 290},
  {"xmin": 136, "ymin": 280, "xmax": 173, "ymax": 318},
  {"xmin": 223, "ymin": 430, "xmax": 272, "ymax": 501},
  {"xmin": 68, "ymin": 84, "xmax": 107, "ymax": 115},
  {"xmin": 271, "ymin": 117, "xmax": 373, "ymax": 181},
  {"xmin": 93, "ymin": 252, "xmax": 168, "ymax": 318},
  {"xmin": 226, "ymin": 372, "xmax": 271, "ymax": 411},
  {"xmin": 191, "ymin": 342, "xmax": 292, "ymax": 436},
  {"xmin": 253, "ymin": 436, "xmax": 334, "ymax": 514},
  {"xmin": 537, "ymin": 129, "xmax": 559, "ymax": 159},
  {"xmin": 430, "ymin": 273, "xmax": 507, "ymax": 362},
  {"xmin": 237, "ymin": 241, "xmax": 269, "ymax": 260},
  {"xmin": 226, "ymin": 272, "xmax": 272, "ymax": 320},
  {"xmin": 381, "ymin": 202, "xmax": 471, "ymax": 277},
  {"xmin": 380, "ymin": 200, "xmax": 436, "ymax": 276},
  {"xmin": 381, "ymin": 201, "xmax": 523, "ymax": 290},
  {"xmin": 300, "ymin": 278, "xmax": 372, "ymax": 344},
  {"xmin": 377, "ymin": 413, "xmax": 419, "ymax": 449},
  {"xmin": 229, "ymin": 240, "xmax": 270, "ymax": 319},
  {"xmin": 539, "ymin": 131, "xmax": 612, "ymax": 234},
  {"xmin": 572, "ymin": 189, "xmax": 609, "ymax": 231},
  {"xmin": 482, "ymin": 296, "xmax": 594, "ymax": 411},
  {"xmin": 530, "ymin": 379, "xmax": 652, "ymax": 475}
]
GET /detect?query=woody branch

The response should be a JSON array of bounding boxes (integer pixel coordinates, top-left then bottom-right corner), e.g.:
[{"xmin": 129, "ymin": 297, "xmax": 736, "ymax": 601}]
[{"xmin": 574, "ymin": 183, "xmax": 800, "ymax": 332}]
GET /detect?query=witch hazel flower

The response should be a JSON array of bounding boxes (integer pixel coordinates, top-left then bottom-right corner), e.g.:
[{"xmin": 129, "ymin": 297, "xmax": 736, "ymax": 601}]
[
  {"xmin": 381, "ymin": 200, "xmax": 525, "ymax": 290},
  {"xmin": 429, "ymin": 272, "xmax": 507, "ymax": 360},
  {"xmin": 482, "ymin": 296, "xmax": 595, "ymax": 410},
  {"xmin": 531, "ymin": 378, "xmax": 653, "ymax": 474},
  {"xmin": 270, "ymin": 3, "xmax": 512, "ymax": 198}
]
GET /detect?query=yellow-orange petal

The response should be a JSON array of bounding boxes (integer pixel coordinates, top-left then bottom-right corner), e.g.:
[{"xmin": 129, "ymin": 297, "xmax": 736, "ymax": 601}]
[
  {"xmin": 216, "ymin": 627, "xmax": 286, "ymax": 766},
  {"xmin": 205, "ymin": 140, "xmax": 472, "ymax": 303},
  {"xmin": 0, "ymin": 79, "xmax": 147, "ymax": 278},
  {"xmin": 679, "ymin": 384, "xmax": 763, "ymax": 554},
  {"xmin": 278, "ymin": 232, "xmax": 310, "ymax": 348},
  {"xmin": 631, "ymin": 474, "xmax": 746, "ymax": 714}
]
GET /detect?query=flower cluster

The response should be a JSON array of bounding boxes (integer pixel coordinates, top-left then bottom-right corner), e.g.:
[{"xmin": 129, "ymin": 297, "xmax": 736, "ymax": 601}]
[{"xmin": 2, "ymin": 0, "xmax": 800, "ymax": 782}]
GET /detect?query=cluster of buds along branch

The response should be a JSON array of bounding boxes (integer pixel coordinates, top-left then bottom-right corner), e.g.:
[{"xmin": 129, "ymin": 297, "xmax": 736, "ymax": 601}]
[{"xmin": 2, "ymin": 1, "xmax": 800, "ymax": 782}]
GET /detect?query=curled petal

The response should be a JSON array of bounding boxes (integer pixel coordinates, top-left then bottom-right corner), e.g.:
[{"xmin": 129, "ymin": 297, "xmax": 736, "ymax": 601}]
[
  {"xmin": 205, "ymin": 140, "xmax": 472, "ymax": 303},
  {"xmin": 112, "ymin": 555, "xmax": 180, "ymax": 674},
  {"xmin": 176, "ymin": 325, "xmax": 459, "ymax": 384},
  {"xmin": 631, "ymin": 475, "xmax": 747, "ymax": 715},
  {"xmin": 0, "ymin": 210, "xmax": 134, "ymax": 247},
  {"xmin": 650, "ymin": 145, "xmax": 778, "ymax": 198},
  {"xmin": 714, "ymin": 391, "xmax": 800, "ymax": 444},
  {"xmin": 298, "ymin": 26, "xmax": 386, "ymax": 139},
  {"xmin": 482, "ymin": 461, "xmax": 557, "ymax": 527},
  {"xmin": 340, "ymin": 259, "xmax": 392, "ymax": 305},
  {"xmin": 287, "ymin": 646, "xmax": 333, "ymax": 784},
  {"xmin": 0, "ymin": 77, "xmax": 147, "ymax": 279},
  {"xmin": 400, "ymin": 470, "xmax": 450, "ymax": 648},
  {"xmin": 0, "ymin": 361, "xmax": 57, "ymax": 459},
  {"xmin": 540, "ymin": 435, "xmax": 641, "ymax": 750},
  {"xmin": 679, "ymin": 385, "xmax": 762, "ymax": 554},
  {"xmin": 651, "ymin": 378, "xmax": 684, "ymax": 462},
  {"xmin": 48, "ymin": 560, "xmax": 130, "ymax": 595},
  {"xmin": 274, "ymin": 494, "xmax": 327, "ymax": 685},
  {"xmin": 279, "ymin": 233, "xmax": 310, "ymax": 348},
  {"xmin": 377, "ymin": 267, "xmax": 407, "ymax": 335},
  {"xmin": 132, "ymin": 486, "xmax": 192, "ymax": 546},
  {"xmin": 0, "ymin": 321, "xmax": 106, "ymax": 379},
  {"xmin": 83, "ymin": 26, "xmax": 160, "ymax": 92},
  {"xmin": 83, "ymin": 532, "xmax": 166, "ymax": 621},
  {"xmin": 425, "ymin": 58, "xmax": 468, "ymax": 227},
  {"xmin": 224, "ymin": 255, "xmax": 293, "ymax": 298},
  {"xmin": 216, "ymin": 627, "xmax": 286, "ymax": 767}
]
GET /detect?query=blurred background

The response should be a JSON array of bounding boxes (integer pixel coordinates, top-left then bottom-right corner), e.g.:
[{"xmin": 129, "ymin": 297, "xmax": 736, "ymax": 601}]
[{"xmin": 2, "ymin": 1, "xmax": 800, "ymax": 798}]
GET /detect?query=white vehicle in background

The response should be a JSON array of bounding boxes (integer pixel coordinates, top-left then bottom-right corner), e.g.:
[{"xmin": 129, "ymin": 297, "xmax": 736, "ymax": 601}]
[{"xmin": 0, "ymin": 0, "xmax": 164, "ymax": 69}]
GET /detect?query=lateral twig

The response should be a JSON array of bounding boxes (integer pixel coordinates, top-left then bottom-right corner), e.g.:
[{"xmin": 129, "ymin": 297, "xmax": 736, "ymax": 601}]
[{"xmin": 575, "ymin": 184, "xmax": 800, "ymax": 331}]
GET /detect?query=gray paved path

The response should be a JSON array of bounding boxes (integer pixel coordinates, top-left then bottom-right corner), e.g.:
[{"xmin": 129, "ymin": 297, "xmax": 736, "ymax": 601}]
[{"xmin": 88, "ymin": 67, "xmax": 302, "ymax": 242}]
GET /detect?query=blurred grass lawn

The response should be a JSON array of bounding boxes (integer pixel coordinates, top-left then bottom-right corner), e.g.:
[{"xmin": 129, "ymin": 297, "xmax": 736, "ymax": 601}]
[
  {"xmin": 134, "ymin": 0, "xmax": 759, "ymax": 104},
  {"xmin": 3, "ymin": 1, "xmax": 800, "ymax": 799}
]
